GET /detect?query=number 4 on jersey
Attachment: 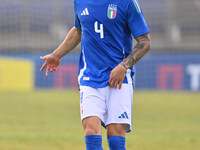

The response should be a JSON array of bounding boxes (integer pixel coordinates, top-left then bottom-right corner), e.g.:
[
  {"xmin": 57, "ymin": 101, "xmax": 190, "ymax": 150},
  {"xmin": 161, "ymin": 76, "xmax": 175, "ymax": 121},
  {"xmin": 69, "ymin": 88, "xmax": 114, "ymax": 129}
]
[{"xmin": 94, "ymin": 21, "xmax": 104, "ymax": 39}]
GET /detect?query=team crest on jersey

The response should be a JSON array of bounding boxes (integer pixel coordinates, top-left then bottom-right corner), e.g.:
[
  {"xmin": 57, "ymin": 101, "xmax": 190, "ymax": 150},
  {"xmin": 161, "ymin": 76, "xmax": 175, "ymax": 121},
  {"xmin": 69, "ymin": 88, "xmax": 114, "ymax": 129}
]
[{"xmin": 107, "ymin": 4, "xmax": 117, "ymax": 19}]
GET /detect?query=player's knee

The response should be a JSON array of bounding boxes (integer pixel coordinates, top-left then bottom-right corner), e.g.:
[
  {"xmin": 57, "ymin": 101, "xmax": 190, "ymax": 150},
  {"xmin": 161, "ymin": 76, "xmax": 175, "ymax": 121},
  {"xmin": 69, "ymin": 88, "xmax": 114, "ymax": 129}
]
[
  {"xmin": 82, "ymin": 116, "xmax": 102, "ymax": 135},
  {"xmin": 107, "ymin": 124, "xmax": 127, "ymax": 137},
  {"xmin": 84, "ymin": 128, "xmax": 100, "ymax": 135}
]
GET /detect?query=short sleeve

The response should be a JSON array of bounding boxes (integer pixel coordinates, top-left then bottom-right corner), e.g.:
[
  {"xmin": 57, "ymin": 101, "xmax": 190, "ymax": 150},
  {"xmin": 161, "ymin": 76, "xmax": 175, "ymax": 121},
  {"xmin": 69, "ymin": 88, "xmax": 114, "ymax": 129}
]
[
  {"xmin": 74, "ymin": 14, "xmax": 82, "ymax": 31},
  {"xmin": 74, "ymin": 0, "xmax": 82, "ymax": 31},
  {"xmin": 127, "ymin": 0, "xmax": 150, "ymax": 38}
]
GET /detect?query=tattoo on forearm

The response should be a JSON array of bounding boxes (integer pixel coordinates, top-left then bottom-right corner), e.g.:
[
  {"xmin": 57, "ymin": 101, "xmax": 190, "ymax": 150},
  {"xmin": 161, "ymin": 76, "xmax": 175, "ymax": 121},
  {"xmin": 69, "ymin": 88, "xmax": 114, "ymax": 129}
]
[{"xmin": 121, "ymin": 34, "xmax": 150, "ymax": 69}]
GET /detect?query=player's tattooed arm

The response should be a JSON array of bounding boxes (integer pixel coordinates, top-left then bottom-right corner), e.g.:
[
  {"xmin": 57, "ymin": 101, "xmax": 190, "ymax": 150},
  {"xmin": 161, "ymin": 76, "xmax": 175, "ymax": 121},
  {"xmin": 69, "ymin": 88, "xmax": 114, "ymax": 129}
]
[
  {"xmin": 109, "ymin": 33, "xmax": 150, "ymax": 89},
  {"xmin": 120, "ymin": 33, "xmax": 151, "ymax": 69}
]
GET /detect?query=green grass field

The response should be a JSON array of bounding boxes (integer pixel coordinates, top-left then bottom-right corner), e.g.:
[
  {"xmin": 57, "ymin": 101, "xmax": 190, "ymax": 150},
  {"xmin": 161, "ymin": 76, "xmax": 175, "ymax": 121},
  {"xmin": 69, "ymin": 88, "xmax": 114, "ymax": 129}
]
[{"xmin": 0, "ymin": 90, "xmax": 199, "ymax": 150}]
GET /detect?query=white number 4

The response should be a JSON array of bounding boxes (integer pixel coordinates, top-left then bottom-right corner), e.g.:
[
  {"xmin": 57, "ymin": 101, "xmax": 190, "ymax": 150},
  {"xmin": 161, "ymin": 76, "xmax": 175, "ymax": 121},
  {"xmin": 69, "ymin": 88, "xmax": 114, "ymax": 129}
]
[{"xmin": 94, "ymin": 21, "xmax": 104, "ymax": 39}]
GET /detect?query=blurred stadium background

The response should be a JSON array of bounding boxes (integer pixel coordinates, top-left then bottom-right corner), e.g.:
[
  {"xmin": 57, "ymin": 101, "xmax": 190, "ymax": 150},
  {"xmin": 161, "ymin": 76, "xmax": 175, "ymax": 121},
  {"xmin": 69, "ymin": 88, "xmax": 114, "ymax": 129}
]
[
  {"xmin": 0, "ymin": 0, "xmax": 200, "ymax": 150},
  {"xmin": 0, "ymin": 0, "xmax": 200, "ymax": 91}
]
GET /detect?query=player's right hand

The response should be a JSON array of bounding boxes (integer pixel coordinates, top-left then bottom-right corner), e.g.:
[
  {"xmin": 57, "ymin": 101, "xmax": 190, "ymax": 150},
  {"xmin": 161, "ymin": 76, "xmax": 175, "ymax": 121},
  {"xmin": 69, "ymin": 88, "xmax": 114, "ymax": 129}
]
[{"xmin": 40, "ymin": 54, "xmax": 60, "ymax": 76}]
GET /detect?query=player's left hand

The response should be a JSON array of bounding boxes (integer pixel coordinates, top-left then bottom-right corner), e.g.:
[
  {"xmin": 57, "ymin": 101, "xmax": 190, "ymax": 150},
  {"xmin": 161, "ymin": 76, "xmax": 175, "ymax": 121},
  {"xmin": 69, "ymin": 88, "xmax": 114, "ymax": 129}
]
[{"xmin": 109, "ymin": 64, "xmax": 127, "ymax": 89}]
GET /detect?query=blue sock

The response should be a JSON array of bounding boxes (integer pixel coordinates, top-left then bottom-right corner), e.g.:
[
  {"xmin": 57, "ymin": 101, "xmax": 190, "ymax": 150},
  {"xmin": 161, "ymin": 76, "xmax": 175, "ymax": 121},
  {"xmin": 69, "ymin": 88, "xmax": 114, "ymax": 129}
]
[
  {"xmin": 107, "ymin": 136, "xmax": 126, "ymax": 150},
  {"xmin": 85, "ymin": 135, "xmax": 103, "ymax": 150}
]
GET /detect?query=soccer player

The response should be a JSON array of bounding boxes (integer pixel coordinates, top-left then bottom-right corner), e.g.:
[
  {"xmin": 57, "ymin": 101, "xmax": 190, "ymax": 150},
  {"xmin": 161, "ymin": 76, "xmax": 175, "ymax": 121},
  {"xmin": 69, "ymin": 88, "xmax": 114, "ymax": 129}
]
[{"xmin": 40, "ymin": 0, "xmax": 150, "ymax": 149}]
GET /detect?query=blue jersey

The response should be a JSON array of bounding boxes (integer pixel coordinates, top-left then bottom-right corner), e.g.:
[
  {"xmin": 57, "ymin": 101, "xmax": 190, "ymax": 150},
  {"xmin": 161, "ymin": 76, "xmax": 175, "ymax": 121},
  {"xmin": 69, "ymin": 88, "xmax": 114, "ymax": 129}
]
[{"xmin": 74, "ymin": 0, "xmax": 150, "ymax": 88}]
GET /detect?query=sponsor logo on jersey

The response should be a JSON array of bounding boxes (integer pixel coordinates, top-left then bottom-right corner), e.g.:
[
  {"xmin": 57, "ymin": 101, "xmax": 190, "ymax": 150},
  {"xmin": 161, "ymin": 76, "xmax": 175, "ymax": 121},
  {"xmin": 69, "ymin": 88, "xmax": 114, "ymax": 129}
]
[
  {"xmin": 81, "ymin": 8, "xmax": 89, "ymax": 16},
  {"xmin": 107, "ymin": 4, "xmax": 117, "ymax": 19}
]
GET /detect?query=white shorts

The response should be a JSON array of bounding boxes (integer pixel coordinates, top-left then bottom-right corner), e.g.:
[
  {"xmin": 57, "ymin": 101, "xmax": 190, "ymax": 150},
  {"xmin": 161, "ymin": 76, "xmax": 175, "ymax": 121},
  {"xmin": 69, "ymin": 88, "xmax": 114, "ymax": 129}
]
[{"xmin": 79, "ymin": 83, "xmax": 133, "ymax": 132}]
